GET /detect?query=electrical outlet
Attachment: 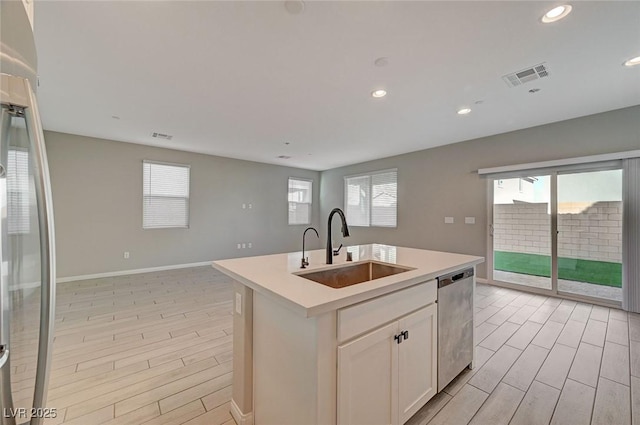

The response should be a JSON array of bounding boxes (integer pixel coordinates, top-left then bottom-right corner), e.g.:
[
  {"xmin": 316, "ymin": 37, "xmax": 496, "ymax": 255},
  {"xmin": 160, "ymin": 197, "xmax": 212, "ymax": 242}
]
[
  {"xmin": 248, "ymin": 242, "xmax": 252, "ymax": 248},
  {"xmin": 248, "ymin": 203, "xmax": 252, "ymax": 209},
  {"xmin": 444, "ymin": 217, "xmax": 454, "ymax": 224},
  {"xmin": 123, "ymin": 251, "xmax": 130, "ymax": 259},
  {"xmin": 237, "ymin": 243, "xmax": 241, "ymax": 249},
  {"xmin": 242, "ymin": 243, "xmax": 246, "ymax": 249},
  {"xmin": 465, "ymin": 217, "xmax": 476, "ymax": 224},
  {"xmin": 242, "ymin": 203, "xmax": 246, "ymax": 209}
]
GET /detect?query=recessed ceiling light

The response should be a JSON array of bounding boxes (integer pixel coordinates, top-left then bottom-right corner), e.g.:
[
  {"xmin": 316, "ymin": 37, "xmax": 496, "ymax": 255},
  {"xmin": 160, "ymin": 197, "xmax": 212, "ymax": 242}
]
[
  {"xmin": 624, "ymin": 56, "xmax": 640, "ymax": 67},
  {"xmin": 541, "ymin": 5, "xmax": 572, "ymax": 23},
  {"xmin": 284, "ymin": 1, "xmax": 305, "ymax": 15},
  {"xmin": 457, "ymin": 108, "xmax": 472, "ymax": 115},
  {"xmin": 371, "ymin": 89, "xmax": 387, "ymax": 98}
]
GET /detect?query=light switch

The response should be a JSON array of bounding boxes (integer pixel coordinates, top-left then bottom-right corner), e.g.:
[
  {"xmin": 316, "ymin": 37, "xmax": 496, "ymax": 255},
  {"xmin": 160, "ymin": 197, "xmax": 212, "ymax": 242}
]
[
  {"xmin": 465, "ymin": 217, "xmax": 476, "ymax": 224},
  {"xmin": 444, "ymin": 217, "xmax": 454, "ymax": 224}
]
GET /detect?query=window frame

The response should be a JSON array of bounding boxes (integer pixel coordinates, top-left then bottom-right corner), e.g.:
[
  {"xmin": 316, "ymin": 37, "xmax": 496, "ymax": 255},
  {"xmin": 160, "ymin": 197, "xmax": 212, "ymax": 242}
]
[
  {"xmin": 344, "ymin": 168, "xmax": 398, "ymax": 228},
  {"xmin": 142, "ymin": 160, "xmax": 191, "ymax": 230},
  {"xmin": 288, "ymin": 177, "xmax": 313, "ymax": 226}
]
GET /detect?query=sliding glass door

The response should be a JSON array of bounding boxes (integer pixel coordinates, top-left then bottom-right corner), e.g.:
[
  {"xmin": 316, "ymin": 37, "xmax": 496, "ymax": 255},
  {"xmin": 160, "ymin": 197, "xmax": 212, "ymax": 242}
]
[
  {"xmin": 491, "ymin": 167, "xmax": 623, "ymax": 304},
  {"xmin": 492, "ymin": 176, "xmax": 552, "ymax": 291},
  {"xmin": 557, "ymin": 169, "xmax": 623, "ymax": 302}
]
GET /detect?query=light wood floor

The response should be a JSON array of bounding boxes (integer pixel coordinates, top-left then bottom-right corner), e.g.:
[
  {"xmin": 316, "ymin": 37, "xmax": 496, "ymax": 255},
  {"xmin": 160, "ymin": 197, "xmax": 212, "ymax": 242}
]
[
  {"xmin": 18, "ymin": 266, "xmax": 636, "ymax": 425},
  {"xmin": 408, "ymin": 283, "xmax": 638, "ymax": 425},
  {"xmin": 37, "ymin": 266, "xmax": 235, "ymax": 425}
]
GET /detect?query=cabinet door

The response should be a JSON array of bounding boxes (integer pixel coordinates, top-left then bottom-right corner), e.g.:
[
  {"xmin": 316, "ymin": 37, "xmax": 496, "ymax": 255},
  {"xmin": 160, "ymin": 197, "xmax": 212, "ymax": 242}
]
[
  {"xmin": 338, "ymin": 321, "xmax": 399, "ymax": 425},
  {"xmin": 398, "ymin": 304, "xmax": 438, "ymax": 424}
]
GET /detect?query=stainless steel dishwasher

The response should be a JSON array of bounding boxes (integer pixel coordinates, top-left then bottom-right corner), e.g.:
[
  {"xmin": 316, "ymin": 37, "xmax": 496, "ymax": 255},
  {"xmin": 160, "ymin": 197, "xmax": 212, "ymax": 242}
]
[{"xmin": 437, "ymin": 268, "xmax": 474, "ymax": 392}]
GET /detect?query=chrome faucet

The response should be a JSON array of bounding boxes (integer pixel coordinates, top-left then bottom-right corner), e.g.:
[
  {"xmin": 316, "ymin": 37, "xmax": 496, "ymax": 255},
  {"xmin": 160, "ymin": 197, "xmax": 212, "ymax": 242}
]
[
  {"xmin": 326, "ymin": 208, "xmax": 350, "ymax": 264},
  {"xmin": 301, "ymin": 227, "xmax": 319, "ymax": 269}
]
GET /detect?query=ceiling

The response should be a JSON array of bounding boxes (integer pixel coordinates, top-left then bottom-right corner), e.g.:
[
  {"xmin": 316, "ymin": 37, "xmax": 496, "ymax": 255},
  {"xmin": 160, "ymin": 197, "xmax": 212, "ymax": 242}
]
[{"xmin": 34, "ymin": 1, "xmax": 640, "ymax": 171}]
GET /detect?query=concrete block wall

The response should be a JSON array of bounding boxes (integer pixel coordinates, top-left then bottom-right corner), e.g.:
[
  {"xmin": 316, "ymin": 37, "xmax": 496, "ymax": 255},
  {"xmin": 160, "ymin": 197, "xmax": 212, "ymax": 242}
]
[
  {"xmin": 493, "ymin": 201, "xmax": 622, "ymax": 263},
  {"xmin": 493, "ymin": 203, "xmax": 551, "ymax": 255},
  {"xmin": 558, "ymin": 201, "xmax": 622, "ymax": 263}
]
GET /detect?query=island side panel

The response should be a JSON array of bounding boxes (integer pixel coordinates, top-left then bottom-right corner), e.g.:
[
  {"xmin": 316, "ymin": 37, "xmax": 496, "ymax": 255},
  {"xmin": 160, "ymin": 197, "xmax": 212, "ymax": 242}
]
[
  {"xmin": 232, "ymin": 282, "xmax": 254, "ymax": 424},
  {"xmin": 253, "ymin": 291, "xmax": 337, "ymax": 425},
  {"xmin": 316, "ymin": 311, "xmax": 337, "ymax": 425}
]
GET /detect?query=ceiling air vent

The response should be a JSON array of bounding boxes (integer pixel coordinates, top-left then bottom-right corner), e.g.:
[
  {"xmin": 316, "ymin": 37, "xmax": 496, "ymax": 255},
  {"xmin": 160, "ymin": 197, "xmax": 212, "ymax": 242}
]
[
  {"xmin": 151, "ymin": 132, "xmax": 173, "ymax": 141},
  {"xmin": 502, "ymin": 63, "xmax": 549, "ymax": 88}
]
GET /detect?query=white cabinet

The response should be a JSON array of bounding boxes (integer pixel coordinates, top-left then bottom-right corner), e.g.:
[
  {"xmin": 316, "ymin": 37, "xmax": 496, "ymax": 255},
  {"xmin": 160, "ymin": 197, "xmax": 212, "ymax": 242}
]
[
  {"xmin": 337, "ymin": 321, "xmax": 398, "ymax": 425},
  {"xmin": 398, "ymin": 305, "xmax": 438, "ymax": 423},
  {"xmin": 338, "ymin": 304, "xmax": 437, "ymax": 425}
]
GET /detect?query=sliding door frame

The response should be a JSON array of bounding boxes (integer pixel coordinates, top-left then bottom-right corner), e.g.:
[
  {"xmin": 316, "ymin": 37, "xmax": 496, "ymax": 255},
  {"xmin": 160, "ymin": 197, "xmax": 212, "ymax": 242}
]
[{"xmin": 485, "ymin": 169, "xmax": 622, "ymax": 309}]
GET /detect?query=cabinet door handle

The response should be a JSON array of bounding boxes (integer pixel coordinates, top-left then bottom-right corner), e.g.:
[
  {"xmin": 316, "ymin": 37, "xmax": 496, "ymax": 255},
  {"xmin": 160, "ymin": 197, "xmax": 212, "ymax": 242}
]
[
  {"xmin": 394, "ymin": 334, "xmax": 403, "ymax": 344},
  {"xmin": 402, "ymin": 330, "xmax": 409, "ymax": 340}
]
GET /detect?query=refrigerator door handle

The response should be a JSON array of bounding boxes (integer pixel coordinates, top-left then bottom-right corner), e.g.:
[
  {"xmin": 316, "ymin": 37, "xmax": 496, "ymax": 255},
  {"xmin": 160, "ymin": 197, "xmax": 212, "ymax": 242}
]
[
  {"xmin": 0, "ymin": 106, "xmax": 10, "ymax": 356},
  {"xmin": 23, "ymin": 77, "xmax": 57, "ymax": 425},
  {"xmin": 0, "ymin": 91, "xmax": 16, "ymax": 425}
]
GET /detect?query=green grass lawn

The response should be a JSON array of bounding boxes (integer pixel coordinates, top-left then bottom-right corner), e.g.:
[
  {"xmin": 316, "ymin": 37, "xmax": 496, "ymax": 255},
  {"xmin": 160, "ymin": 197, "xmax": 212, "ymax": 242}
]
[{"xmin": 494, "ymin": 251, "xmax": 622, "ymax": 287}]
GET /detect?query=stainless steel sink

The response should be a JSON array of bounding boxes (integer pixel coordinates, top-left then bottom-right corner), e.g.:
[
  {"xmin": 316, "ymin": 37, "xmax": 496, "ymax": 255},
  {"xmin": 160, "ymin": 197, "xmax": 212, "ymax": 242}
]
[{"xmin": 297, "ymin": 261, "xmax": 412, "ymax": 289}]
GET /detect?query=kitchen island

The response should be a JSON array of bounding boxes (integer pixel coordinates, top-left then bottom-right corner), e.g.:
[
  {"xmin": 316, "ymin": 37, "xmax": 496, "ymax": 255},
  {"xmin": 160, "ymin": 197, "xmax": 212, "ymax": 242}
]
[{"xmin": 213, "ymin": 244, "xmax": 484, "ymax": 425}]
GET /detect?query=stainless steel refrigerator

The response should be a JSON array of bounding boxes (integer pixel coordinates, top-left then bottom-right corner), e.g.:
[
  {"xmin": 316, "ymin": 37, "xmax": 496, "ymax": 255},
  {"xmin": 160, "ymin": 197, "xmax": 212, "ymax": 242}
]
[{"xmin": 0, "ymin": 2, "xmax": 57, "ymax": 424}]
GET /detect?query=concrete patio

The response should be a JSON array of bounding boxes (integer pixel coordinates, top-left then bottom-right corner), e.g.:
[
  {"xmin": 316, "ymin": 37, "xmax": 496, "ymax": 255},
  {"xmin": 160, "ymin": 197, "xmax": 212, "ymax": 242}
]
[{"xmin": 493, "ymin": 270, "xmax": 622, "ymax": 302}]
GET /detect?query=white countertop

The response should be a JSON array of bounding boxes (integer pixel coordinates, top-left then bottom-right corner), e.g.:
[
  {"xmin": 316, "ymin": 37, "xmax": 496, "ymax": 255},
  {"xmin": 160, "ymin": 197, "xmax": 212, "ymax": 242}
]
[{"xmin": 212, "ymin": 244, "xmax": 484, "ymax": 317}]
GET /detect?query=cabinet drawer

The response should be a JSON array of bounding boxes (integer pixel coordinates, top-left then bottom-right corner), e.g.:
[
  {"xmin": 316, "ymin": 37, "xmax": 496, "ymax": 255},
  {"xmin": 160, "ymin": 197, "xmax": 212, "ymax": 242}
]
[{"xmin": 338, "ymin": 280, "xmax": 437, "ymax": 343}]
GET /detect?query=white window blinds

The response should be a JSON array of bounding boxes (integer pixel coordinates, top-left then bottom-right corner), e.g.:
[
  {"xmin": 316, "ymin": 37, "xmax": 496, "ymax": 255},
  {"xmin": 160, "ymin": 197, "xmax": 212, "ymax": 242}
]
[
  {"xmin": 345, "ymin": 175, "xmax": 370, "ymax": 226},
  {"xmin": 7, "ymin": 149, "xmax": 30, "ymax": 234},
  {"xmin": 288, "ymin": 178, "xmax": 312, "ymax": 225},
  {"xmin": 345, "ymin": 169, "xmax": 397, "ymax": 227},
  {"xmin": 143, "ymin": 161, "xmax": 190, "ymax": 229}
]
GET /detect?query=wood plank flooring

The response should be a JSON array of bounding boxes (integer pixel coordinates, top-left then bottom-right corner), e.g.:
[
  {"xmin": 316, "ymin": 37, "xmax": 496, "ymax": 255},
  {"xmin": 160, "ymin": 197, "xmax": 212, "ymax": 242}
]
[
  {"xmin": 35, "ymin": 266, "xmax": 235, "ymax": 425},
  {"xmin": 18, "ymin": 266, "xmax": 636, "ymax": 425},
  {"xmin": 408, "ymin": 283, "xmax": 639, "ymax": 425}
]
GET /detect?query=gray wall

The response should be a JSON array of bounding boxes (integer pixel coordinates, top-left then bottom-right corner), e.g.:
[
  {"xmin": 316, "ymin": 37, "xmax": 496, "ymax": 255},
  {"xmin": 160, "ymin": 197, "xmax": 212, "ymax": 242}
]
[
  {"xmin": 320, "ymin": 106, "xmax": 640, "ymax": 278},
  {"xmin": 45, "ymin": 131, "xmax": 321, "ymax": 278}
]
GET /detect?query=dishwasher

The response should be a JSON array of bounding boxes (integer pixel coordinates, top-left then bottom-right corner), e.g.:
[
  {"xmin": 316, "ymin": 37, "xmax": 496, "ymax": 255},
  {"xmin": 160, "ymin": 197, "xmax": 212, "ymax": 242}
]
[{"xmin": 437, "ymin": 268, "xmax": 474, "ymax": 392}]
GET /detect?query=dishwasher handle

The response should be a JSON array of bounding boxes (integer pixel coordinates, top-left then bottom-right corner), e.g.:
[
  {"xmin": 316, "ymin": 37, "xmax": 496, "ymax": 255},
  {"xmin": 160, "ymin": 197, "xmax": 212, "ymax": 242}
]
[{"xmin": 438, "ymin": 268, "xmax": 474, "ymax": 288}]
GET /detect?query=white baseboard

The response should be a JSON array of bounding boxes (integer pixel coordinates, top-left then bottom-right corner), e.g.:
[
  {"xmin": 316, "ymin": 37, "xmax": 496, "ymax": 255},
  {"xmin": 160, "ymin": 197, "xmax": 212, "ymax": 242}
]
[
  {"xmin": 56, "ymin": 261, "xmax": 213, "ymax": 283},
  {"xmin": 230, "ymin": 399, "xmax": 253, "ymax": 425}
]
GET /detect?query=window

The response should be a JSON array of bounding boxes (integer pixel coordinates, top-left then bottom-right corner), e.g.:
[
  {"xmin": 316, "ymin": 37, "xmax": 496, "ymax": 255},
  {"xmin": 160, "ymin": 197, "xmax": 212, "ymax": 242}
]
[
  {"xmin": 345, "ymin": 169, "xmax": 397, "ymax": 227},
  {"xmin": 288, "ymin": 178, "xmax": 312, "ymax": 225},
  {"xmin": 7, "ymin": 149, "xmax": 30, "ymax": 234},
  {"xmin": 143, "ymin": 161, "xmax": 190, "ymax": 229}
]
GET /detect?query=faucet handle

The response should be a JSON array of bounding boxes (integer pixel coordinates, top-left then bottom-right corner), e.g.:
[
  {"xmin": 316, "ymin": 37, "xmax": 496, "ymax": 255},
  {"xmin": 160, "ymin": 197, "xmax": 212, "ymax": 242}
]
[
  {"xmin": 300, "ymin": 258, "xmax": 307, "ymax": 269},
  {"xmin": 333, "ymin": 244, "xmax": 343, "ymax": 256}
]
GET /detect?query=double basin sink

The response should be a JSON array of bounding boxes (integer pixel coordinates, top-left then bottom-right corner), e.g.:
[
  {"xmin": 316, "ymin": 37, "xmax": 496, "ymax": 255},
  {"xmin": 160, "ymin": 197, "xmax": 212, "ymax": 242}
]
[{"xmin": 296, "ymin": 261, "xmax": 413, "ymax": 289}]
